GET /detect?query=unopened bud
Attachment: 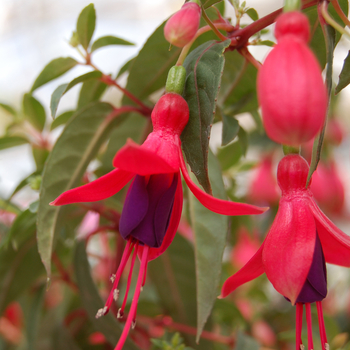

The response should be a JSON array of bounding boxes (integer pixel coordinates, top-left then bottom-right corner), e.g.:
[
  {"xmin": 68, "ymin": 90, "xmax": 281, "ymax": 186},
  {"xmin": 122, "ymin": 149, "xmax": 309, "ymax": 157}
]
[
  {"xmin": 69, "ymin": 31, "xmax": 80, "ymax": 48},
  {"xmin": 164, "ymin": 1, "xmax": 202, "ymax": 48}
]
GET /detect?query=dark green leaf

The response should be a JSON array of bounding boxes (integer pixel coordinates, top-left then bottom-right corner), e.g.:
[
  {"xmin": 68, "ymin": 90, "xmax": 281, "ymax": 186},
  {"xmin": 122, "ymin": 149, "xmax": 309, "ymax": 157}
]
[
  {"xmin": 188, "ymin": 150, "xmax": 228, "ymax": 340},
  {"xmin": 23, "ymin": 94, "xmax": 46, "ymax": 131},
  {"xmin": 74, "ymin": 242, "xmax": 139, "ymax": 349},
  {"xmin": 31, "ymin": 57, "xmax": 78, "ymax": 92},
  {"xmin": 32, "ymin": 146, "xmax": 50, "ymax": 172},
  {"xmin": 116, "ymin": 57, "xmax": 135, "ymax": 78},
  {"xmin": 78, "ymin": 79, "xmax": 108, "ymax": 109},
  {"xmin": 238, "ymin": 127, "xmax": 248, "ymax": 156},
  {"xmin": 37, "ymin": 102, "xmax": 119, "ymax": 278},
  {"xmin": 222, "ymin": 114, "xmax": 239, "ymax": 146},
  {"xmin": 8, "ymin": 171, "xmax": 41, "ymax": 200},
  {"xmin": 0, "ymin": 103, "xmax": 17, "ymax": 116},
  {"xmin": 91, "ymin": 35, "xmax": 134, "ymax": 52},
  {"xmin": 53, "ymin": 326, "xmax": 82, "ymax": 350},
  {"xmin": 0, "ymin": 136, "xmax": 28, "ymax": 150},
  {"xmin": 76, "ymin": 3, "xmax": 96, "ymax": 50},
  {"xmin": 336, "ymin": 50, "xmax": 350, "ymax": 94},
  {"xmin": 0, "ymin": 210, "xmax": 44, "ymax": 314},
  {"xmin": 50, "ymin": 111, "xmax": 75, "ymax": 130},
  {"xmin": 50, "ymin": 71, "xmax": 103, "ymax": 118},
  {"xmin": 233, "ymin": 331, "xmax": 260, "ymax": 350},
  {"xmin": 181, "ymin": 40, "xmax": 231, "ymax": 194},
  {"xmin": 201, "ymin": 0, "xmax": 223, "ymax": 8},
  {"xmin": 246, "ymin": 8, "xmax": 259, "ymax": 21}
]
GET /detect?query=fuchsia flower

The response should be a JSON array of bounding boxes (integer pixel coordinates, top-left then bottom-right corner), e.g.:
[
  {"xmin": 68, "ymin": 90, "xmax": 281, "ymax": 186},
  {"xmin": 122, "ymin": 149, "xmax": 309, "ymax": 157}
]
[
  {"xmin": 221, "ymin": 154, "xmax": 350, "ymax": 350},
  {"xmin": 164, "ymin": 1, "xmax": 201, "ymax": 47},
  {"xmin": 257, "ymin": 11, "xmax": 328, "ymax": 145},
  {"xmin": 51, "ymin": 92, "xmax": 266, "ymax": 350}
]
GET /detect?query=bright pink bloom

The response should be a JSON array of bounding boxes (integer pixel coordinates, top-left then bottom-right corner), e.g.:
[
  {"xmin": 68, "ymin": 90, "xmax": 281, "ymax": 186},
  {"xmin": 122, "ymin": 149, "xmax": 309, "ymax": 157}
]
[
  {"xmin": 257, "ymin": 11, "xmax": 328, "ymax": 146},
  {"xmin": 247, "ymin": 155, "xmax": 280, "ymax": 206},
  {"xmin": 310, "ymin": 160, "xmax": 345, "ymax": 216},
  {"xmin": 164, "ymin": 2, "xmax": 201, "ymax": 47},
  {"xmin": 221, "ymin": 154, "xmax": 350, "ymax": 350},
  {"xmin": 51, "ymin": 92, "xmax": 266, "ymax": 350}
]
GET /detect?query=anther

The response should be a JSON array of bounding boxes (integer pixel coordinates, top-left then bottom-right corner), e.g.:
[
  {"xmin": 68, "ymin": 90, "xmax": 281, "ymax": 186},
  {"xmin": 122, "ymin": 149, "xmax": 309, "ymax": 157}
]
[
  {"xmin": 95, "ymin": 306, "xmax": 108, "ymax": 319},
  {"xmin": 110, "ymin": 274, "xmax": 116, "ymax": 283},
  {"xmin": 325, "ymin": 344, "xmax": 329, "ymax": 350},
  {"xmin": 300, "ymin": 345, "xmax": 305, "ymax": 350},
  {"xmin": 113, "ymin": 289, "xmax": 119, "ymax": 301},
  {"xmin": 117, "ymin": 308, "xmax": 124, "ymax": 319},
  {"xmin": 132, "ymin": 320, "xmax": 136, "ymax": 329}
]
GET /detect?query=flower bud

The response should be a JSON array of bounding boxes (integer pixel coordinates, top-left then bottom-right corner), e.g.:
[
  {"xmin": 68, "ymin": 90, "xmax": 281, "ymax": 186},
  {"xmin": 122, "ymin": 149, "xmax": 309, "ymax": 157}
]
[
  {"xmin": 257, "ymin": 11, "xmax": 328, "ymax": 146},
  {"xmin": 164, "ymin": 2, "xmax": 201, "ymax": 48}
]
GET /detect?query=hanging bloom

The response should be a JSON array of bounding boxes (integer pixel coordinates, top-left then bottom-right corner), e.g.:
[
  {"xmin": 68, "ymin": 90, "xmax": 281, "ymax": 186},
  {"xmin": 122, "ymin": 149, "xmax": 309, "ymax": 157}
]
[
  {"xmin": 164, "ymin": 1, "xmax": 202, "ymax": 47},
  {"xmin": 221, "ymin": 154, "xmax": 350, "ymax": 350},
  {"xmin": 51, "ymin": 92, "xmax": 266, "ymax": 350},
  {"xmin": 257, "ymin": 11, "xmax": 328, "ymax": 145}
]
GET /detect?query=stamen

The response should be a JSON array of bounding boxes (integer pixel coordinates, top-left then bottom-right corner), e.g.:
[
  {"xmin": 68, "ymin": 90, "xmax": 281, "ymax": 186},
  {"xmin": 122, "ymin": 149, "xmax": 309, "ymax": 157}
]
[
  {"xmin": 117, "ymin": 308, "xmax": 124, "ymax": 319},
  {"xmin": 114, "ymin": 245, "xmax": 150, "ymax": 350},
  {"xmin": 95, "ymin": 306, "xmax": 108, "ymax": 319},
  {"xmin": 104, "ymin": 239, "xmax": 135, "ymax": 311},
  {"xmin": 316, "ymin": 301, "xmax": 328, "ymax": 350},
  {"xmin": 110, "ymin": 274, "xmax": 116, "ymax": 283},
  {"xmin": 132, "ymin": 320, "xmax": 136, "ymax": 329},
  {"xmin": 296, "ymin": 303, "xmax": 303, "ymax": 350},
  {"xmin": 305, "ymin": 303, "xmax": 314, "ymax": 350},
  {"xmin": 113, "ymin": 289, "xmax": 119, "ymax": 301},
  {"xmin": 120, "ymin": 244, "xmax": 139, "ymax": 315}
]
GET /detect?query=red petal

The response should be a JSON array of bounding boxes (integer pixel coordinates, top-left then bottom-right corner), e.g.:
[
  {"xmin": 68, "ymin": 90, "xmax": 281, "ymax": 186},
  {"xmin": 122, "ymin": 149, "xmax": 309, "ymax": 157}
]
[
  {"xmin": 263, "ymin": 199, "xmax": 316, "ymax": 305},
  {"xmin": 140, "ymin": 172, "xmax": 183, "ymax": 261},
  {"xmin": 50, "ymin": 169, "xmax": 134, "ymax": 205},
  {"xmin": 113, "ymin": 138, "xmax": 178, "ymax": 175},
  {"xmin": 178, "ymin": 146, "xmax": 268, "ymax": 215},
  {"xmin": 220, "ymin": 242, "xmax": 265, "ymax": 298},
  {"xmin": 308, "ymin": 198, "xmax": 350, "ymax": 267}
]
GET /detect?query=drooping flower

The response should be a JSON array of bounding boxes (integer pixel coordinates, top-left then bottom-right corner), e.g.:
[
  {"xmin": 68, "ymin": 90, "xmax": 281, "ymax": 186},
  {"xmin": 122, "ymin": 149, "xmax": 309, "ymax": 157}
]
[
  {"xmin": 221, "ymin": 154, "xmax": 350, "ymax": 350},
  {"xmin": 51, "ymin": 92, "xmax": 266, "ymax": 350},
  {"xmin": 257, "ymin": 11, "xmax": 328, "ymax": 145},
  {"xmin": 164, "ymin": 1, "xmax": 202, "ymax": 47}
]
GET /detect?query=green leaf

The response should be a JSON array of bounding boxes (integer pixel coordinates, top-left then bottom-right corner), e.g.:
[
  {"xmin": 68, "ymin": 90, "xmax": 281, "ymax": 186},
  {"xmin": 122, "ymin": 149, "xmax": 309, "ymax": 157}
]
[
  {"xmin": 201, "ymin": 0, "xmax": 223, "ymax": 8},
  {"xmin": 50, "ymin": 110, "xmax": 75, "ymax": 130},
  {"xmin": 181, "ymin": 40, "xmax": 231, "ymax": 194},
  {"xmin": 78, "ymin": 79, "xmax": 108, "ymax": 109},
  {"xmin": 188, "ymin": 150, "xmax": 228, "ymax": 341},
  {"xmin": 233, "ymin": 331, "xmax": 260, "ymax": 350},
  {"xmin": 31, "ymin": 57, "xmax": 78, "ymax": 92},
  {"xmin": 32, "ymin": 146, "xmax": 50, "ymax": 172},
  {"xmin": 8, "ymin": 171, "xmax": 41, "ymax": 200},
  {"xmin": 258, "ymin": 40, "xmax": 275, "ymax": 47},
  {"xmin": 0, "ymin": 198, "xmax": 21, "ymax": 215},
  {"xmin": 336, "ymin": 50, "xmax": 350, "ymax": 94},
  {"xmin": 217, "ymin": 141, "xmax": 242, "ymax": 171},
  {"xmin": 0, "ymin": 103, "xmax": 17, "ymax": 116},
  {"xmin": 23, "ymin": 93, "xmax": 46, "ymax": 131},
  {"xmin": 53, "ymin": 325, "xmax": 82, "ymax": 350},
  {"xmin": 74, "ymin": 242, "xmax": 139, "ymax": 349},
  {"xmin": 246, "ymin": 8, "xmax": 259, "ymax": 21},
  {"xmin": 76, "ymin": 3, "xmax": 96, "ymax": 50},
  {"xmin": 91, "ymin": 35, "xmax": 134, "ymax": 52},
  {"xmin": 0, "ymin": 136, "xmax": 28, "ymax": 150},
  {"xmin": 116, "ymin": 57, "xmax": 135, "ymax": 78},
  {"xmin": 222, "ymin": 114, "xmax": 239, "ymax": 146},
  {"xmin": 37, "ymin": 102, "xmax": 119, "ymax": 278},
  {"xmin": 122, "ymin": 21, "xmax": 182, "ymax": 105},
  {"xmin": 0, "ymin": 210, "xmax": 44, "ymax": 314},
  {"xmin": 50, "ymin": 71, "xmax": 103, "ymax": 118}
]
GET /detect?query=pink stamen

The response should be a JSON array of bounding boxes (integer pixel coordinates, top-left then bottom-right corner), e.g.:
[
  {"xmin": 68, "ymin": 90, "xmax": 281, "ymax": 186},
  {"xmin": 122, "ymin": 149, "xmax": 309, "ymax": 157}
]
[
  {"xmin": 105, "ymin": 239, "xmax": 135, "ymax": 311},
  {"xmin": 114, "ymin": 245, "xmax": 150, "ymax": 350},
  {"xmin": 119, "ymin": 243, "xmax": 139, "ymax": 316},
  {"xmin": 305, "ymin": 303, "xmax": 314, "ymax": 350},
  {"xmin": 296, "ymin": 303, "xmax": 303, "ymax": 350},
  {"xmin": 142, "ymin": 258, "xmax": 148, "ymax": 287},
  {"xmin": 316, "ymin": 301, "xmax": 328, "ymax": 349}
]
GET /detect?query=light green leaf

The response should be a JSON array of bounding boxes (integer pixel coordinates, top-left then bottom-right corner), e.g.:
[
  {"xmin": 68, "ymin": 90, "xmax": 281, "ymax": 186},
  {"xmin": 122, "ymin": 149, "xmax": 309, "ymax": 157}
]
[
  {"xmin": 181, "ymin": 40, "xmax": 231, "ymax": 194},
  {"xmin": 91, "ymin": 35, "xmax": 134, "ymax": 52},
  {"xmin": 0, "ymin": 103, "xmax": 17, "ymax": 116},
  {"xmin": 222, "ymin": 114, "xmax": 240, "ymax": 146},
  {"xmin": 50, "ymin": 110, "xmax": 75, "ymax": 130},
  {"xmin": 50, "ymin": 71, "xmax": 103, "ymax": 118},
  {"xmin": 76, "ymin": 3, "xmax": 96, "ymax": 50},
  {"xmin": 201, "ymin": 0, "xmax": 223, "ymax": 8},
  {"xmin": 258, "ymin": 40, "xmax": 275, "ymax": 47},
  {"xmin": 74, "ymin": 242, "xmax": 139, "ymax": 349},
  {"xmin": 78, "ymin": 79, "xmax": 108, "ymax": 109},
  {"xmin": 246, "ymin": 8, "xmax": 259, "ymax": 21},
  {"xmin": 0, "ymin": 198, "xmax": 21, "ymax": 215},
  {"xmin": 23, "ymin": 93, "xmax": 46, "ymax": 131},
  {"xmin": 217, "ymin": 141, "xmax": 242, "ymax": 171},
  {"xmin": 31, "ymin": 57, "xmax": 78, "ymax": 92},
  {"xmin": 0, "ymin": 136, "xmax": 28, "ymax": 150},
  {"xmin": 188, "ymin": 150, "xmax": 228, "ymax": 341},
  {"xmin": 336, "ymin": 50, "xmax": 350, "ymax": 94},
  {"xmin": 37, "ymin": 102, "xmax": 119, "ymax": 278}
]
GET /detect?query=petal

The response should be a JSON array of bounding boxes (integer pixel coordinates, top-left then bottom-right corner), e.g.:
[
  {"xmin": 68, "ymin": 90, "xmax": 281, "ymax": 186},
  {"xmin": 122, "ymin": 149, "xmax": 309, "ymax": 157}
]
[
  {"xmin": 263, "ymin": 198, "xmax": 316, "ymax": 305},
  {"xmin": 220, "ymin": 242, "xmax": 265, "ymax": 298},
  {"xmin": 113, "ymin": 139, "xmax": 178, "ymax": 175},
  {"xmin": 308, "ymin": 198, "xmax": 350, "ymax": 267},
  {"xmin": 178, "ymin": 147, "xmax": 268, "ymax": 215},
  {"xmin": 142, "ymin": 172, "xmax": 183, "ymax": 261},
  {"xmin": 50, "ymin": 169, "xmax": 134, "ymax": 205},
  {"xmin": 119, "ymin": 176, "xmax": 149, "ymax": 240}
]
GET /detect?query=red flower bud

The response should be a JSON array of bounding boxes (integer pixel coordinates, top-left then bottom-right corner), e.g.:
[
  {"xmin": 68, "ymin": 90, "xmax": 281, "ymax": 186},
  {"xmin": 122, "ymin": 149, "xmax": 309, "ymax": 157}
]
[
  {"xmin": 164, "ymin": 2, "xmax": 201, "ymax": 48},
  {"xmin": 257, "ymin": 11, "xmax": 328, "ymax": 146}
]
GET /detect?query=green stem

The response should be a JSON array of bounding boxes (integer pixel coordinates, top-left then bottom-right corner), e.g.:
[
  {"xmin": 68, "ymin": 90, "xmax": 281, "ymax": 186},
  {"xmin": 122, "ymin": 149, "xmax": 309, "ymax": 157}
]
[
  {"xmin": 330, "ymin": 0, "xmax": 350, "ymax": 28},
  {"xmin": 201, "ymin": 8, "xmax": 229, "ymax": 41}
]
